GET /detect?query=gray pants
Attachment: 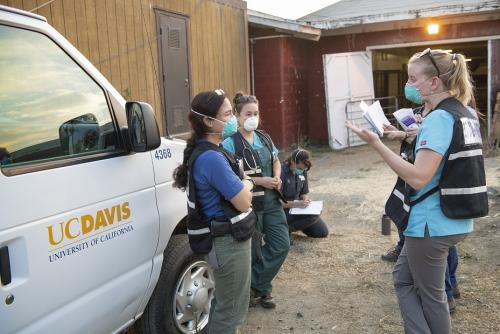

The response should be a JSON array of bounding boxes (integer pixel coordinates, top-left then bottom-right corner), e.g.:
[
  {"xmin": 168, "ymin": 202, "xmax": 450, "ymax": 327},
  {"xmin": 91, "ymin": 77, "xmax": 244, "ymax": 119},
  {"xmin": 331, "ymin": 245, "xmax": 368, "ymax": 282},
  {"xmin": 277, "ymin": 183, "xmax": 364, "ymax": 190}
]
[
  {"xmin": 393, "ymin": 230, "xmax": 467, "ymax": 334},
  {"xmin": 207, "ymin": 235, "xmax": 251, "ymax": 334}
]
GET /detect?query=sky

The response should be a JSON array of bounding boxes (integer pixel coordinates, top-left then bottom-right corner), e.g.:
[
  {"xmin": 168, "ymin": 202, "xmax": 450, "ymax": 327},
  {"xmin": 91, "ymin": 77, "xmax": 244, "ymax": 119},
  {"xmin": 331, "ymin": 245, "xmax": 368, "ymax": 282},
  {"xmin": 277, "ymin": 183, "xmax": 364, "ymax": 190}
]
[{"xmin": 244, "ymin": 0, "xmax": 341, "ymax": 20}]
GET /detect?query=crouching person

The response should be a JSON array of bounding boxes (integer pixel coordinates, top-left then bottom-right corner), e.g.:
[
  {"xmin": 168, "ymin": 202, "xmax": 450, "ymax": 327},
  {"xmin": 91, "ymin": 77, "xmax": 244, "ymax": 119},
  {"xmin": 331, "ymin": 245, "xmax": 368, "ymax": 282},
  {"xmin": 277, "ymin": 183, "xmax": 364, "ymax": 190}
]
[{"xmin": 281, "ymin": 149, "xmax": 328, "ymax": 238}]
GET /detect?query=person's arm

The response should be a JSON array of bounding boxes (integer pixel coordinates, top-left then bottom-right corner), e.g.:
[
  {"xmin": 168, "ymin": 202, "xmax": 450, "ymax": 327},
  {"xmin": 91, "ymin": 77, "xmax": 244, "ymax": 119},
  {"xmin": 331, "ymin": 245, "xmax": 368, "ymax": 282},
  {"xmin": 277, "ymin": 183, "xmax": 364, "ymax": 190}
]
[
  {"xmin": 230, "ymin": 179, "xmax": 254, "ymax": 212},
  {"xmin": 282, "ymin": 200, "xmax": 309, "ymax": 209},
  {"xmin": 272, "ymin": 157, "xmax": 282, "ymax": 190},
  {"xmin": 346, "ymin": 121, "xmax": 443, "ymax": 190},
  {"xmin": 371, "ymin": 141, "xmax": 442, "ymax": 189},
  {"xmin": 205, "ymin": 151, "xmax": 253, "ymax": 212}
]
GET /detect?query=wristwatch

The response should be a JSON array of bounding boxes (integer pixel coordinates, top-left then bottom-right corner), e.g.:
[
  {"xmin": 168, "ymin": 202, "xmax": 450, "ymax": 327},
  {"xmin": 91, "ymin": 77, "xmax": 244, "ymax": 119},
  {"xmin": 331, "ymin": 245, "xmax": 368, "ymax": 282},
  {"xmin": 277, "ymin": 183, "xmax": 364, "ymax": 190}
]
[{"xmin": 246, "ymin": 178, "xmax": 256, "ymax": 191}]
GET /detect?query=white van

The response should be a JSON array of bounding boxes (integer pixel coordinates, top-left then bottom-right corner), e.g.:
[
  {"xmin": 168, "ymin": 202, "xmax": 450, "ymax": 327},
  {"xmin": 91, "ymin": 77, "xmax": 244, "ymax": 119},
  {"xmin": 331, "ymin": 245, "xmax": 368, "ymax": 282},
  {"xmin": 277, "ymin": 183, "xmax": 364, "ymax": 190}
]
[{"xmin": 0, "ymin": 5, "xmax": 214, "ymax": 334}]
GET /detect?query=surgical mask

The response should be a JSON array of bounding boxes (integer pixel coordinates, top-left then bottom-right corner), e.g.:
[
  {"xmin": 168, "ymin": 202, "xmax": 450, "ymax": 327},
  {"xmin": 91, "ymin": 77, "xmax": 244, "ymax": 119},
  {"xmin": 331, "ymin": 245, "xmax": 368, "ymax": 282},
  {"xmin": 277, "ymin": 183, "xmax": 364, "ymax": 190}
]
[
  {"xmin": 295, "ymin": 168, "xmax": 304, "ymax": 176},
  {"xmin": 404, "ymin": 83, "xmax": 423, "ymax": 105},
  {"xmin": 191, "ymin": 109, "xmax": 238, "ymax": 138},
  {"xmin": 243, "ymin": 116, "xmax": 259, "ymax": 132},
  {"xmin": 221, "ymin": 115, "xmax": 238, "ymax": 138}
]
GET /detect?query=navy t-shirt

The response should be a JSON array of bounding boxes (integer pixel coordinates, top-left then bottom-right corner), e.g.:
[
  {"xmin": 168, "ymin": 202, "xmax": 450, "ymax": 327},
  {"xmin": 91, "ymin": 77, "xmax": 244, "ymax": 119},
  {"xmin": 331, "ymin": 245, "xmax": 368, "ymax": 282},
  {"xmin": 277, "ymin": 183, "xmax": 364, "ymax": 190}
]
[{"xmin": 192, "ymin": 150, "xmax": 244, "ymax": 222}]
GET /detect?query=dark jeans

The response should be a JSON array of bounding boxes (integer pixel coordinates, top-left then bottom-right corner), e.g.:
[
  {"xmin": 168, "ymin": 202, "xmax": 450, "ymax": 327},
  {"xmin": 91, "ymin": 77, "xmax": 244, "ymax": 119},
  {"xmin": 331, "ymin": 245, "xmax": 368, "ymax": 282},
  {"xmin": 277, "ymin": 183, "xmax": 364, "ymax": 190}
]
[
  {"xmin": 445, "ymin": 245, "xmax": 458, "ymax": 299},
  {"xmin": 302, "ymin": 217, "xmax": 329, "ymax": 238}
]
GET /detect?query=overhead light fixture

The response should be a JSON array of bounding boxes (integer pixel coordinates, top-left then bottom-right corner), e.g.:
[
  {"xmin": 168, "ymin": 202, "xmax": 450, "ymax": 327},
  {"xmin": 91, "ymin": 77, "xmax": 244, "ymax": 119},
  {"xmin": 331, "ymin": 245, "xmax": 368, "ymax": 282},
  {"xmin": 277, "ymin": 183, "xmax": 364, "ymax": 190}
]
[
  {"xmin": 465, "ymin": 58, "xmax": 472, "ymax": 62},
  {"xmin": 427, "ymin": 23, "xmax": 440, "ymax": 35}
]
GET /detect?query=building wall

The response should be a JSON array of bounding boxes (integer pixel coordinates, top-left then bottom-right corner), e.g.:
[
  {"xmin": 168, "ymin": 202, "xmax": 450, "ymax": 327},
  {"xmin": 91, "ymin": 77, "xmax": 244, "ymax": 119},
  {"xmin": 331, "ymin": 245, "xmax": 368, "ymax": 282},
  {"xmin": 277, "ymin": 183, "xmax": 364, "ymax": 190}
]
[
  {"xmin": 252, "ymin": 37, "xmax": 310, "ymax": 148},
  {"xmin": 306, "ymin": 19, "xmax": 500, "ymax": 143},
  {"xmin": 2, "ymin": 0, "xmax": 249, "ymax": 135}
]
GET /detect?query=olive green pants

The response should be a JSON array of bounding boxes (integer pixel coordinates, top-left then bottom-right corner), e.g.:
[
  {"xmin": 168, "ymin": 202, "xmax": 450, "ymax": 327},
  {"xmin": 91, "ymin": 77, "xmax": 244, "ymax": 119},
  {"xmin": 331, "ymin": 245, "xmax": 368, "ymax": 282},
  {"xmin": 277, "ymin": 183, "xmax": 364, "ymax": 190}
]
[
  {"xmin": 251, "ymin": 195, "xmax": 290, "ymax": 297},
  {"xmin": 207, "ymin": 235, "xmax": 251, "ymax": 334}
]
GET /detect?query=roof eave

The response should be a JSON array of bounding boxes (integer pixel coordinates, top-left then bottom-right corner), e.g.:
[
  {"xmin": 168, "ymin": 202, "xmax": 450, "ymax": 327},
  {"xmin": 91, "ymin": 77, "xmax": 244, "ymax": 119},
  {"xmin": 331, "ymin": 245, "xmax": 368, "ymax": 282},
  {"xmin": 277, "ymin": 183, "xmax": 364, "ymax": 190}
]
[{"xmin": 248, "ymin": 9, "xmax": 321, "ymax": 41}]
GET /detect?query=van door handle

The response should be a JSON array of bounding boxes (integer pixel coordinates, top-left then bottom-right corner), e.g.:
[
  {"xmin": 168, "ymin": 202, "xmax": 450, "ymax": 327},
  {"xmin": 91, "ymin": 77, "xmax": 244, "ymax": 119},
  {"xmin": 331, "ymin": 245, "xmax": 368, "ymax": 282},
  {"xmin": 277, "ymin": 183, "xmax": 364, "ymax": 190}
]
[{"xmin": 0, "ymin": 246, "xmax": 12, "ymax": 285}]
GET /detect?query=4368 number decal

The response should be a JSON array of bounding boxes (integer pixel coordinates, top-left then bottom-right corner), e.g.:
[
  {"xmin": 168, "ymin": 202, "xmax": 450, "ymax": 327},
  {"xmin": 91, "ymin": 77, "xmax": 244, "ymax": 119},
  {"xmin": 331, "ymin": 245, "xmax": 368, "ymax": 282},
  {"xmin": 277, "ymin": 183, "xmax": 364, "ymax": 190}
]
[{"xmin": 154, "ymin": 148, "xmax": 172, "ymax": 160}]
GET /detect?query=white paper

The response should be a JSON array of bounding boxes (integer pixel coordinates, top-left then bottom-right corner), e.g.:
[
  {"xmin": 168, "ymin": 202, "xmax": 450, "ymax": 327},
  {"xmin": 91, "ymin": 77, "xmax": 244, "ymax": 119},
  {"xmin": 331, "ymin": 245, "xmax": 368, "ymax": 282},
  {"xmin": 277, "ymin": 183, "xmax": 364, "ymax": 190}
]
[
  {"xmin": 393, "ymin": 108, "xmax": 419, "ymax": 131},
  {"xmin": 289, "ymin": 200, "xmax": 323, "ymax": 215},
  {"xmin": 359, "ymin": 100, "xmax": 390, "ymax": 137}
]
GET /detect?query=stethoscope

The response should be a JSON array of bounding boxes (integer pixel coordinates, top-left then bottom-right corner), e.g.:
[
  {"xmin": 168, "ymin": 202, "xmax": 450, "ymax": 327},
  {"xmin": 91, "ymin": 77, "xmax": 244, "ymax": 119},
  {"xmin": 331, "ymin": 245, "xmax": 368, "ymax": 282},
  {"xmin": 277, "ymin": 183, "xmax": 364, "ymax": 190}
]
[{"xmin": 241, "ymin": 139, "xmax": 260, "ymax": 173}]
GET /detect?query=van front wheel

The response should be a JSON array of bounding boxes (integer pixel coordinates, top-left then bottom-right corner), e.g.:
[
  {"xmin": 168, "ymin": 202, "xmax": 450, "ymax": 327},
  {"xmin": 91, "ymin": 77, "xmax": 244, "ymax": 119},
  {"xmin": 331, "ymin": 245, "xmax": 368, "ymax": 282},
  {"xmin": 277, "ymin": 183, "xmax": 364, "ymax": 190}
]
[{"xmin": 136, "ymin": 235, "xmax": 214, "ymax": 334}]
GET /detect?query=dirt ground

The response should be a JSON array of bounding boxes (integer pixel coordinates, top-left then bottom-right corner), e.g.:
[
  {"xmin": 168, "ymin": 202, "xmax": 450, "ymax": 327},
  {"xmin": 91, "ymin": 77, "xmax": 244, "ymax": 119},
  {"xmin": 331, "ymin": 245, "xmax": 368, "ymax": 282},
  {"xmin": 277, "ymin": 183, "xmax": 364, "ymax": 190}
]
[{"xmin": 242, "ymin": 141, "xmax": 500, "ymax": 334}]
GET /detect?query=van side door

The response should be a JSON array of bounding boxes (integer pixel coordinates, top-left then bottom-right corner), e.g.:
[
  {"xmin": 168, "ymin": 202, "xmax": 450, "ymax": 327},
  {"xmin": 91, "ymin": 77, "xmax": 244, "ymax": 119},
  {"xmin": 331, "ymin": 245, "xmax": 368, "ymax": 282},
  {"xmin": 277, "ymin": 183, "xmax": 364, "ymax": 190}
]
[{"xmin": 0, "ymin": 23, "xmax": 159, "ymax": 333}]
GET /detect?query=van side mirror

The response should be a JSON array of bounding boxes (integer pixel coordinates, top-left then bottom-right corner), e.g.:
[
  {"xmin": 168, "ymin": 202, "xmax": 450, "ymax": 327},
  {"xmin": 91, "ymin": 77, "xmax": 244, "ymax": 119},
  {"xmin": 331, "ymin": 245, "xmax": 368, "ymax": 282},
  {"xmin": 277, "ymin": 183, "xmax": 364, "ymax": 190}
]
[{"xmin": 124, "ymin": 102, "xmax": 161, "ymax": 152}]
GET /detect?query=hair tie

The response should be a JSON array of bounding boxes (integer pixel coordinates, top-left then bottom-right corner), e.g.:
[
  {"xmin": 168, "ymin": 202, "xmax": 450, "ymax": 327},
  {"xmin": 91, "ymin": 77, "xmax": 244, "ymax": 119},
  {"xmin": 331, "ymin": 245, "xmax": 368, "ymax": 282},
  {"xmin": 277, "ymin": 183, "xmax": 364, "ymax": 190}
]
[{"xmin": 294, "ymin": 149, "xmax": 304, "ymax": 164}]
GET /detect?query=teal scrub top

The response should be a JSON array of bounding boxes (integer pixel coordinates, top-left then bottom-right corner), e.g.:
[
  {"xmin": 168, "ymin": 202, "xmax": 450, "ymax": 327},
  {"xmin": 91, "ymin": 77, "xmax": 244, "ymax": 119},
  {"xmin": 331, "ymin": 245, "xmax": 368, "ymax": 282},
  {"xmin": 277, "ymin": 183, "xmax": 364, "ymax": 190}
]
[
  {"xmin": 405, "ymin": 109, "xmax": 474, "ymax": 238},
  {"xmin": 222, "ymin": 133, "xmax": 279, "ymax": 158}
]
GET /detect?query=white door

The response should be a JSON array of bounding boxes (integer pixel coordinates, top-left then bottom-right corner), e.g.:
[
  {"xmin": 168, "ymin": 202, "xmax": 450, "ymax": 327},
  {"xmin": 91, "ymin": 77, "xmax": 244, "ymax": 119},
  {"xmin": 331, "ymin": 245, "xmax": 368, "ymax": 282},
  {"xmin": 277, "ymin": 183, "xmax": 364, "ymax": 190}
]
[
  {"xmin": 323, "ymin": 52, "xmax": 374, "ymax": 149},
  {"xmin": 0, "ymin": 24, "xmax": 158, "ymax": 333}
]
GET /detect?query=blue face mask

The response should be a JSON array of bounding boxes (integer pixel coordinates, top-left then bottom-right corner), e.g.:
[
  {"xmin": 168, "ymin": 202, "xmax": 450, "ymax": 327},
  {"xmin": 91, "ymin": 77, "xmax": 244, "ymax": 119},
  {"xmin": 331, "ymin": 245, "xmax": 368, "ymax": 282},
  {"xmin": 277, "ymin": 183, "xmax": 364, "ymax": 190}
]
[
  {"xmin": 295, "ymin": 168, "xmax": 304, "ymax": 176},
  {"xmin": 191, "ymin": 109, "xmax": 238, "ymax": 139},
  {"xmin": 221, "ymin": 115, "xmax": 238, "ymax": 139},
  {"xmin": 404, "ymin": 83, "xmax": 423, "ymax": 105}
]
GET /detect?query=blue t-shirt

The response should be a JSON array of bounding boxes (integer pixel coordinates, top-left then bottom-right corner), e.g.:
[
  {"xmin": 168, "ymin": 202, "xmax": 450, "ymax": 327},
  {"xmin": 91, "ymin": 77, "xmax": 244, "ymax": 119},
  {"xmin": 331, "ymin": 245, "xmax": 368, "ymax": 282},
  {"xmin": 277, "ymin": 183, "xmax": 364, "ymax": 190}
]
[
  {"xmin": 192, "ymin": 150, "xmax": 243, "ymax": 223},
  {"xmin": 222, "ymin": 133, "xmax": 279, "ymax": 157},
  {"xmin": 405, "ymin": 109, "xmax": 474, "ymax": 238}
]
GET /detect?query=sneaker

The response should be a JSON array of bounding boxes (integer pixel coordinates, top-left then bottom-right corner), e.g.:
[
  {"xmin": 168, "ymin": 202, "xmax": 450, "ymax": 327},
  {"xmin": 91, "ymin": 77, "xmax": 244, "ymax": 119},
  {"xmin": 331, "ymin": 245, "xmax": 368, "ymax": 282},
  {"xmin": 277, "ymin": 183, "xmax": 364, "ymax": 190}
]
[
  {"xmin": 381, "ymin": 247, "xmax": 401, "ymax": 262},
  {"xmin": 453, "ymin": 286, "xmax": 461, "ymax": 299},
  {"xmin": 448, "ymin": 296, "xmax": 456, "ymax": 314},
  {"xmin": 259, "ymin": 294, "xmax": 276, "ymax": 309}
]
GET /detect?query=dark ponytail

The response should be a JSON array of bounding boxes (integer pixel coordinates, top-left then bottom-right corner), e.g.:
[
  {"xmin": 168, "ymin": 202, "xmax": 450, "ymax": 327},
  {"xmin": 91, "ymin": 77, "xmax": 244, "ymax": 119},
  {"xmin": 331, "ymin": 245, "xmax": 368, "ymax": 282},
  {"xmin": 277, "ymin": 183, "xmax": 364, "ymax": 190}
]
[{"xmin": 173, "ymin": 90, "xmax": 226, "ymax": 190}]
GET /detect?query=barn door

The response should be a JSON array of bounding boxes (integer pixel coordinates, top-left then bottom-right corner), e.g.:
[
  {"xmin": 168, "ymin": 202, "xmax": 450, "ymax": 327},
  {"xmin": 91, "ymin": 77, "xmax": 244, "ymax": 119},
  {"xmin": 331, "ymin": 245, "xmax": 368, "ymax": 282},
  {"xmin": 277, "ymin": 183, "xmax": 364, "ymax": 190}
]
[{"xmin": 323, "ymin": 52, "xmax": 374, "ymax": 149}]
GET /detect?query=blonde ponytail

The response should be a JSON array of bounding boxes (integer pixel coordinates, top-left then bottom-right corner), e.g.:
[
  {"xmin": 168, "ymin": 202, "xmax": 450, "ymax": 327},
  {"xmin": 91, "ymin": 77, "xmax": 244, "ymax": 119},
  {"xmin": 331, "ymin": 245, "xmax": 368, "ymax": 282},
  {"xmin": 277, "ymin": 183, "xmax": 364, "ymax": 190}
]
[{"xmin": 443, "ymin": 53, "xmax": 474, "ymax": 107}]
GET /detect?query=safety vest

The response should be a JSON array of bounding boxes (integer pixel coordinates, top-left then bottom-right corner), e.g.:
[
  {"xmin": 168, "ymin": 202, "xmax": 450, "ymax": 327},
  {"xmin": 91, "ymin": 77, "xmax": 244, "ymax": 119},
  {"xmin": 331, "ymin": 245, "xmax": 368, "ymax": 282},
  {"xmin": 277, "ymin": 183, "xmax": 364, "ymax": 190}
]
[
  {"xmin": 231, "ymin": 130, "xmax": 274, "ymax": 212},
  {"xmin": 186, "ymin": 141, "xmax": 257, "ymax": 254},
  {"xmin": 437, "ymin": 97, "xmax": 488, "ymax": 218},
  {"xmin": 385, "ymin": 98, "xmax": 488, "ymax": 231}
]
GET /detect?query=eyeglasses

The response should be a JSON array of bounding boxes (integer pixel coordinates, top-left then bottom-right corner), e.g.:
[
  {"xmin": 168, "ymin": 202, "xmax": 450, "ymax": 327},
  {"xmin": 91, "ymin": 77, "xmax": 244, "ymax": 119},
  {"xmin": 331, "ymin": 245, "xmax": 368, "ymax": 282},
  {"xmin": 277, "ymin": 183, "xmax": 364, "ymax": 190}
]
[
  {"xmin": 418, "ymin": 48, "xmax": 440, "ymax": 77},
  {"xmin": 235, "ymin": 95, "xmax": 257, "ymax": 104}
]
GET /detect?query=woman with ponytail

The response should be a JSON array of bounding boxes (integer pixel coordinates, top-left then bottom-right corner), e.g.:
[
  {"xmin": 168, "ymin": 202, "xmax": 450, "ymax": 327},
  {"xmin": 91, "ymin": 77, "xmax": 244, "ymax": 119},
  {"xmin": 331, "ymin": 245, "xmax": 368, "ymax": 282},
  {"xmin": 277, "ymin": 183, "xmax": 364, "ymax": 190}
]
[
  {"xmin": 347, "ymin": 49, "xmax": 488, "ymax": 333},
  {"xmin": 173, "ymin": 89, "xmax": 256, "ymax": 334}
]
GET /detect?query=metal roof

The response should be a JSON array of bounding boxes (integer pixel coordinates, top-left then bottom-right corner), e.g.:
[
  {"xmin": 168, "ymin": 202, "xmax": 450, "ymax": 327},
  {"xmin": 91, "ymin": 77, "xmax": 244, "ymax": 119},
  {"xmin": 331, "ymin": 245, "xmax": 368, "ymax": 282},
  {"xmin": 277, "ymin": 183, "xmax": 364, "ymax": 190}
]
[{"xmin": 299, "ymin": 0, "xmax": 500, "ymax": 29}]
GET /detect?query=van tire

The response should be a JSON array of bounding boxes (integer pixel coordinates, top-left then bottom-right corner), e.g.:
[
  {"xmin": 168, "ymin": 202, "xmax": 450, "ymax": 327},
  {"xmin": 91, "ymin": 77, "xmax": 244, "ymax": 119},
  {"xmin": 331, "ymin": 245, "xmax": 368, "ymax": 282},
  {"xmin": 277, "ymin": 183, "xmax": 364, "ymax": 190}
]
[{"xmin": 136, "ymin": 234, "xmax": 213, "ymax": 334}]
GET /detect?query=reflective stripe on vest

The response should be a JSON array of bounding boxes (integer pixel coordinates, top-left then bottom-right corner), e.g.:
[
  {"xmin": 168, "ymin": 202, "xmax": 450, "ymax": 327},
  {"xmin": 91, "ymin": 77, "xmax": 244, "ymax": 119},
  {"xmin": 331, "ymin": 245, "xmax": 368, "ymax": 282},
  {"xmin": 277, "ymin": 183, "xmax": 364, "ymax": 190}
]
[
  {"xmin": 448, "ymin": 149, "xmax": 483, "ymax": 161},
  {"xmin": 244, "ymin": 168, "xmax": 262, "ymax": 175},
  {"xmin": 187, "ymin": 227, "xmax": 211, "ymax": 235},
  {"xmin": 252, "ymin": 191, "xmax": 265, "ymax": 197},
  {"xmin": 230, "ymin": 208, "xmax": 253, "ymax": 224},
  {"xmin": 393, "ymin": 189, "xmax": 410, "ymax": 212},
  {"xmin": 441, "ymin": 186, "xmax": 487, "ymax": 195}
]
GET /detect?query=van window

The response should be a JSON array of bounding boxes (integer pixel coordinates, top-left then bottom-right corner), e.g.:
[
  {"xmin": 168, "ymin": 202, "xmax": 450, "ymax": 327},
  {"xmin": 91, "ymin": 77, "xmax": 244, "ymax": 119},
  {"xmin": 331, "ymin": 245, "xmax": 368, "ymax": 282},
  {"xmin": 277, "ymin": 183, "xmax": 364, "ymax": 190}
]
[{"xmin": 0, "ymin": 25, "xmax": 119, "ymax": 169}]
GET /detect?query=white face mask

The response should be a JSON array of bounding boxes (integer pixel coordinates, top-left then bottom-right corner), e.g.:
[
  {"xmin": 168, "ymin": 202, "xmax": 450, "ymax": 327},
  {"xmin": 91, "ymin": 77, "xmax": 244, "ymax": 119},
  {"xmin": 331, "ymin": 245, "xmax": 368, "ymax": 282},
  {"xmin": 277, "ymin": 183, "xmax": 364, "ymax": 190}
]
[{"xmin": 243, "ymin": 116, "xmax": 259, "ymax": 132}]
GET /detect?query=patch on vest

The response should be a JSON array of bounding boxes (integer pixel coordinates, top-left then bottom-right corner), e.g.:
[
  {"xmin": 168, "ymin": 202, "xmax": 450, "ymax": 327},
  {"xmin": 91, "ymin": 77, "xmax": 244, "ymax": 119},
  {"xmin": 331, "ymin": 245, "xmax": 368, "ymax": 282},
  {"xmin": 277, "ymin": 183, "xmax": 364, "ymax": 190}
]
[{"xmin": 460, "ymin": 117, "xmax": 482, "ymax": 145}]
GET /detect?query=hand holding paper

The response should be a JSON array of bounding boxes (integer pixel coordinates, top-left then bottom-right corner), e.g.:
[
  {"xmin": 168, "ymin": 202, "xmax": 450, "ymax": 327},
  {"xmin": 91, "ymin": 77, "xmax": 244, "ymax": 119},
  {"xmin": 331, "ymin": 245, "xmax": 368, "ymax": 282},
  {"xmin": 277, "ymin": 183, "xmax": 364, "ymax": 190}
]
[
  {"xmin": 289, "ymin": 200, "xmax": 323, "ymax": 215},
  {"xmin": 359, "ymin": 100, "xmax": 391, "ymax": 137},
  {"xmin": 393, "ymin": 108, "xmax": 419, "ymax": 131}
]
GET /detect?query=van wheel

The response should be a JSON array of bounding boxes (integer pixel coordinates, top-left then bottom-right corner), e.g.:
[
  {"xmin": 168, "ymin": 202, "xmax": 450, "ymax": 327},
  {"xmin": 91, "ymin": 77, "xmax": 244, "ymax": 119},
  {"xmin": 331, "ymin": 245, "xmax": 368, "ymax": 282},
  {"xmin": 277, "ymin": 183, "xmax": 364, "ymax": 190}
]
[{"xmin": 136, "ymin": 235, "xmax": 215, "ymax": 334}]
